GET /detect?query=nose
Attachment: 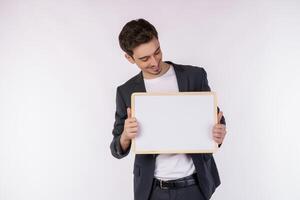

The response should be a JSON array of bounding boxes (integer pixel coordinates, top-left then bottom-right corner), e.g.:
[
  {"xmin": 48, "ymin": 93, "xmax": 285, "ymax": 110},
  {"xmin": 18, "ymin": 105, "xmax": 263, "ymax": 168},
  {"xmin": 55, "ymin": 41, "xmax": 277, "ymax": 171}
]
[{"xmin": 149, "ymin": 56, "xmax": 158, "ymax": 66}]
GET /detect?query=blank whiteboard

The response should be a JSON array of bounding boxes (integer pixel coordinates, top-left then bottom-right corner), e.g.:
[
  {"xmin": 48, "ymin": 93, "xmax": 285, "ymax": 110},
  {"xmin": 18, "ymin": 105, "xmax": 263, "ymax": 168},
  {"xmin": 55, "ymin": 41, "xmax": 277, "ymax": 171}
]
[{"xmin": 131, "ymin": 92, "xmax": 218, "ymax": 154}]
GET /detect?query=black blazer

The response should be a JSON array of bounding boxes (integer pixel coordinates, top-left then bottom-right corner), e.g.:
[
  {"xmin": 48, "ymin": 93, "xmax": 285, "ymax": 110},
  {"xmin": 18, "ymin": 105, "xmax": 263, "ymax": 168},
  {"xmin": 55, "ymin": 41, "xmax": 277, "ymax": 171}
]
[{"xmin": 110, "ymin": 61, "xmax": 226, "ymax": 200}]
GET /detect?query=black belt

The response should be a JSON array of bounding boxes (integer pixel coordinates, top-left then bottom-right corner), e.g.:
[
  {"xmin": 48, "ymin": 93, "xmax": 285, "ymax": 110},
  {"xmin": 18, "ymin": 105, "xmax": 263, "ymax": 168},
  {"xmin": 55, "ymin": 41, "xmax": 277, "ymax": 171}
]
[{"xmin": 153, "ymin": 173, "xmax": 199, "ymax": 190}]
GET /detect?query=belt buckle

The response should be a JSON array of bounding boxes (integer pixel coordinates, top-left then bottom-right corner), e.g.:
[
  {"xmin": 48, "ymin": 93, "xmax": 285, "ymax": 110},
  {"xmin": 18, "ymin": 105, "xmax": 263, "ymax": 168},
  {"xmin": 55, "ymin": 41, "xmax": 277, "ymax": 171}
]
[{"xmin": 159, "ymin": 180, "xmax": 168, "ymax": 190}]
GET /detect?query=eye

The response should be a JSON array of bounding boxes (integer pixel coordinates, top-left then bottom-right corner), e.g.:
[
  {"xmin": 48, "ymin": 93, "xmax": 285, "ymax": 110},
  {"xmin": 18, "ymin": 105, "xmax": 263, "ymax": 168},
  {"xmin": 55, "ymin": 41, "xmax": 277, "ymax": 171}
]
[
  {"xmin": 154, "ymin": 50, "xmax": 160, "ymax": 55},
  {"xmin": 141, "ymin": 58, "xmax": 149, "ymax": 62}
]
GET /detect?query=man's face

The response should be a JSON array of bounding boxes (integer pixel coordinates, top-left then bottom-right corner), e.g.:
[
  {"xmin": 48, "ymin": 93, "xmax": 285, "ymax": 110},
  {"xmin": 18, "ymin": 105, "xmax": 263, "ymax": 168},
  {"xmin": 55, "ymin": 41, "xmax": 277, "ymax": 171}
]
[{"xmin": 126, "ymin": 37, "xmax": 164, "ymax": 79}]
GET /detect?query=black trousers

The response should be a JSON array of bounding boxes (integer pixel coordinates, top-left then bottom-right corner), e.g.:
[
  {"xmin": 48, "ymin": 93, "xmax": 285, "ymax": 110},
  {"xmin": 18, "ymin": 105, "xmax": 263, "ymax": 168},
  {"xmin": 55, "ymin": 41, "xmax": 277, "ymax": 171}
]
[{"xmin": 149, "ymin": 184, "xmax": 206, "ymax": 200}]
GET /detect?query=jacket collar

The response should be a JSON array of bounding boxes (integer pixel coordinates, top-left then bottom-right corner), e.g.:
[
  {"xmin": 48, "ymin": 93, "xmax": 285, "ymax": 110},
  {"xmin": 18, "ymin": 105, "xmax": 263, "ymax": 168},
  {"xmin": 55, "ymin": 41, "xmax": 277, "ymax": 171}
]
[{"xmin": 133, "ymin": 61, "xmax": 188, "ymax": 92}]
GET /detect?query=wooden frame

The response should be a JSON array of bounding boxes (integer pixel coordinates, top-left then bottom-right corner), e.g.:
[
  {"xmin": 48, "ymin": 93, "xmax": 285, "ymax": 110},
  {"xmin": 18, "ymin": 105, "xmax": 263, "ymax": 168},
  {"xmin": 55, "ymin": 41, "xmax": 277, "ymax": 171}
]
[{"xmin": 131, "ymin": 92, "xmax": 218, "ymax": 154}]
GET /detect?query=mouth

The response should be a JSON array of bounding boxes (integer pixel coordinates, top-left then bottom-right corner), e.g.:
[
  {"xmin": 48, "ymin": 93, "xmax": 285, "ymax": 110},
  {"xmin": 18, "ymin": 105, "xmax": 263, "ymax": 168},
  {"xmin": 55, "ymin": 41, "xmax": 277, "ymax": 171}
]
[{"xmin": 151, "ymin": 65, "xmax": 160, "ymax": 72}]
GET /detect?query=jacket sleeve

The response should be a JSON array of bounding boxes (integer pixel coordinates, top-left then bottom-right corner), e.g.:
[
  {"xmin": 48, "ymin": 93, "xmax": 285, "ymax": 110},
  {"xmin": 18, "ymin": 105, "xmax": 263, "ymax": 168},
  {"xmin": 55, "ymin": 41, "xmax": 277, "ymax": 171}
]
[
  {"xmin": 110, "ymin": 87, "xmax": 131, "ymax": 159},
  {"xmin": 201, "ymin": 68, "xmax": 226, "ymax": 148}
]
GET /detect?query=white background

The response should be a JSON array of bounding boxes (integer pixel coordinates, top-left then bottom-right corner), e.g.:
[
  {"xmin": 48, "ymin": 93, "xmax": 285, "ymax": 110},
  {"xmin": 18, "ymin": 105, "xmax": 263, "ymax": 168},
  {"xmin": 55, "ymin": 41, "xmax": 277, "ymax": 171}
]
[{"xmin": 0, "ymin": 0, "xmax": 299, "ymax": 199}]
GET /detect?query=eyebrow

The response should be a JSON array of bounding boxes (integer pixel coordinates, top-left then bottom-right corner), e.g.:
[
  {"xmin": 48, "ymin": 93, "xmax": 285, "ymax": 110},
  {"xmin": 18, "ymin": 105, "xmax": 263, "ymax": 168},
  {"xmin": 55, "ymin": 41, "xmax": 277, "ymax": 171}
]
[{"xmin": 138, "ymin": 46, "xmax": 160, "ymax": 60}]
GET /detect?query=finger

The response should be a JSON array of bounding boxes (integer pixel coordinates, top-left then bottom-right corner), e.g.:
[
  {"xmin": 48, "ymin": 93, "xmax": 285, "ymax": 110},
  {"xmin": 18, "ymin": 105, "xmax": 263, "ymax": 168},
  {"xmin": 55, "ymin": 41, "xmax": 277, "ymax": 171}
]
[
  {"xmin": 213, "ymin": 135, "xmax": 221, "ymax": 141},
  {"xmin": 213, "ymin": 128, "xmax": 226, "ymax": 133},
  {"xmin": 213, "ymin": 134, "xmax": 223, "ymax": 141},
  {"xmin": 213, "ymin": 130, "xmax": 223, "ymax": 134},
  {"xmin": 213, "ymin": 133, "xmax": 223, "ymax": 139},
  {"xmin": 213, "ymin": 129, "xmax": 226, "ymax": 135},
  {"xmin": 214, "ymin": 131, "xmax": 226, "ymax": 138},
  {"xmin": 126, "ymin": 118, "xmax": 137, "ymax": 123},
  {"xmin": 217, "ymin": 111, "xmax": 223, "ymax": 124},
  {"xmin": 128, "ymin": 127, "xmax": 138, "ymax": 133},
  {"xmin": 213, "ymin": 131, "xmax": 226, "ymax": 138},
  {"xmin": 212, "ymin": 128, "xmax": 224, "ymax": 134},
  {"xmin": 125, "ymin": 128, "xmax": 137, "ymax": 136},
  {"xmin": 127, "ymin": 122, "xmax": 138, "ymax": 128},
  {"xmin": 213, "ymin": 124, "xmax": 225, "ymax": 129},
  {"xmin": 213, "ymin": 131, "xmax": 223, "ymax": 136},
  {"xmin": 127, "ymin": 107, "xmax": 131, "ymax": 119}
]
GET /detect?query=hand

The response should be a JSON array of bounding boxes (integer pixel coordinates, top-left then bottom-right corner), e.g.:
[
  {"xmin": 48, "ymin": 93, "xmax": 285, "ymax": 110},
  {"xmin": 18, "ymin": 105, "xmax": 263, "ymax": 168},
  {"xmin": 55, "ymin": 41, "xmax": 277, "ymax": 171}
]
[
  {"xmin": 212, "ymin": 111, "xmax": 227, "ymax": 145},
  {"xmin": 120, "ymin": 108, "xmax": 139, "ymax": 151}
]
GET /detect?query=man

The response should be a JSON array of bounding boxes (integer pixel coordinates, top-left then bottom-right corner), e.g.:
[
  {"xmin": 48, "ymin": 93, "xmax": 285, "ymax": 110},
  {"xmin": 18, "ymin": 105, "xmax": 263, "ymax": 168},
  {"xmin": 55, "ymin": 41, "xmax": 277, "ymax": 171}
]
[{"xmin": 110, "ymin": 19, "xmax": 227, "ymax": 200}]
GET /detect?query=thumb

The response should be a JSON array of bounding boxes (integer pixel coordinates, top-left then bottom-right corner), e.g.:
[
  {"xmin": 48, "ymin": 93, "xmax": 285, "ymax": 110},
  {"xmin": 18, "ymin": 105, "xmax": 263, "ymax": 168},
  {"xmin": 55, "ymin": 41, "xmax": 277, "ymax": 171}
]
[
  {"xmin": 127, "ymin": 107, "xmax": 131, "ymax": 118},
  {"xmin": 217, "ymin": 111, "xmax": 223, "ymax": 124}
]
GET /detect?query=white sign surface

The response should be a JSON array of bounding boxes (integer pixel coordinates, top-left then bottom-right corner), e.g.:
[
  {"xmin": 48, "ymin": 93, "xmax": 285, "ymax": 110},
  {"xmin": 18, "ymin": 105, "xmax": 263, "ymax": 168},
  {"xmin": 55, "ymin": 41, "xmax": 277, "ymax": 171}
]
[{"xmin": 131, "ymin": 92, "xmax": 218, "ymax": 154}]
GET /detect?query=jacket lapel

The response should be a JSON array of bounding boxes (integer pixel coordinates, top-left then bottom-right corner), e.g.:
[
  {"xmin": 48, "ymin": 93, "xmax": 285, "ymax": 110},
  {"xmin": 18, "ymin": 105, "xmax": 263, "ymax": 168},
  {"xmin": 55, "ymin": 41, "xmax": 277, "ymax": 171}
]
[
  {"xmin": 133, "ymin": 71, "xmax": 146, "ymax": 92},
  {"xmin": 169, "ymin": 62, "xmax": 189, "ymax": 92}
]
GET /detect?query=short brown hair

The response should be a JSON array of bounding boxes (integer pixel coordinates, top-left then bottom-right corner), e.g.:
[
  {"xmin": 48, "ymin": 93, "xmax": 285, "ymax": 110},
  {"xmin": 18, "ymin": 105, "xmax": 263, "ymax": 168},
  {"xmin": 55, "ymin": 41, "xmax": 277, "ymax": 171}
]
[{"xmin": 118, "ymin": 19, "xmax": 158, "ymax": 57}]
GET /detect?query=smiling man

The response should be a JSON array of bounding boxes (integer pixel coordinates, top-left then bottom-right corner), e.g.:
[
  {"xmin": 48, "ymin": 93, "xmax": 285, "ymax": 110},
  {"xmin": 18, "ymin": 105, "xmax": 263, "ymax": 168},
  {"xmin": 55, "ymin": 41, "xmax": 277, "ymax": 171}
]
[{"xmin": 110, "ymin": 19, "xmax": 227, "ymax": 200}]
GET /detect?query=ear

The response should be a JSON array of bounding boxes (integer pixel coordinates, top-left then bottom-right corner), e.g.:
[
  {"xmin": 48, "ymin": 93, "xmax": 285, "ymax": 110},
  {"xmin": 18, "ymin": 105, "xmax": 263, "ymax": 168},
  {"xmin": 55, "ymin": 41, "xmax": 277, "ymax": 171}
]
[{"xmin": 125, "ymin": 54, "xmax": 135, "ymax": 64}]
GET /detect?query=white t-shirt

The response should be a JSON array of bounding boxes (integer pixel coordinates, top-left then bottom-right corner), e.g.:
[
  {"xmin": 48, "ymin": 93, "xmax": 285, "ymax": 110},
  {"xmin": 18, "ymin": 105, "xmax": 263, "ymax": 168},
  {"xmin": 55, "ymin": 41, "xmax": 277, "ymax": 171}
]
[{"xmin": 144, "ymin": 65, "xmax": 196, "ymax": 181}]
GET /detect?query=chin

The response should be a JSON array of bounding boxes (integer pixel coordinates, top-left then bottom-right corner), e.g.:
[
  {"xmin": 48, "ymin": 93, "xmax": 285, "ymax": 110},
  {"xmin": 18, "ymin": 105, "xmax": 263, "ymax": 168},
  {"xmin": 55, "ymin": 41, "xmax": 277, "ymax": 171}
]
[{"xmin": 154, "ymin": 68, "xmax": 162, "ymax": 74}]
